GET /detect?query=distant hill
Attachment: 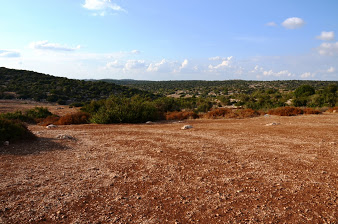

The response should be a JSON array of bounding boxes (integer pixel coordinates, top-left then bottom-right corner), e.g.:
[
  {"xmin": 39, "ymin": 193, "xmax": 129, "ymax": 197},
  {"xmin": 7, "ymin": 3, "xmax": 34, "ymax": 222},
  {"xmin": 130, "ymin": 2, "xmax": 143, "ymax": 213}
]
[
  {"xmin": 0, "ymin": 67, "xmax": 153, "ymax": 104},
  {"xmin": 100, "ymin": 79, "xmax": 338, "ymax": 96}
]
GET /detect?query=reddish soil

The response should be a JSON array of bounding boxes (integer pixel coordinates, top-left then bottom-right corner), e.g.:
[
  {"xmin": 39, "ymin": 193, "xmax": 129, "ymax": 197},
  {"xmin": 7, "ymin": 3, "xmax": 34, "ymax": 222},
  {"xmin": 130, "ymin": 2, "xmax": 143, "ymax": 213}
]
[{"xmin": 0, "ymin": 102, "xmax": 337, "ymax": 223}]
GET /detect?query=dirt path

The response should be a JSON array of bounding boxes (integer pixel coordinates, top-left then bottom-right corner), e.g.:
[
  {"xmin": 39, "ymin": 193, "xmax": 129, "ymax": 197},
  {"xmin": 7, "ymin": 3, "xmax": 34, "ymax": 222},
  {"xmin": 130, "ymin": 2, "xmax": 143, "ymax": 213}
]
[{"xmin": 1, "ymin": 114, "xmax": 337, "ymax": 223}]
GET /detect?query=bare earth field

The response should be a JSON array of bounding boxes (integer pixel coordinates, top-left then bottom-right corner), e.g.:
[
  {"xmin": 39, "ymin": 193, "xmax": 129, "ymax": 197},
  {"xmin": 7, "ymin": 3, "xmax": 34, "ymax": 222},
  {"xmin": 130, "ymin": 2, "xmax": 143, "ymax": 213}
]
[{"xmin": 0, "ymin": 101, "xmax": 337, "ymax": 223}]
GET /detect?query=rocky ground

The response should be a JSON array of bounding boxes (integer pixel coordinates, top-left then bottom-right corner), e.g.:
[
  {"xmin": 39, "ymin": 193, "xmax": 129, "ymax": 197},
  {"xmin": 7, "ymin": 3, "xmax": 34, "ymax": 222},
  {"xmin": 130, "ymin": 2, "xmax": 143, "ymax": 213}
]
[{"xmin": 0, "ymin": 102, "xmax": 337, "ymax": 223}]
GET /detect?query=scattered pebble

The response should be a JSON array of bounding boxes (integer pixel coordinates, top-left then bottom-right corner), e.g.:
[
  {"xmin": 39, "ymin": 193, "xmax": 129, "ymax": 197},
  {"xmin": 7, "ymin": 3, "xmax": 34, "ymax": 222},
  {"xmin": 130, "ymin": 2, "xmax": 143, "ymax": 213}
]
[
  {"xmin": 46, "ymin": 124, "xmax": 57, "ymax": 129},
  {"xmin": 265, "ymin": 122, "xmax": 280, "ymax": 126},
  {"xmin": 181, "ymin": 125, "xmax": 193, "ymax": 130},
  {"xmin": 56, "ymin": 134, "xmax": 74, "ymax": 140}
]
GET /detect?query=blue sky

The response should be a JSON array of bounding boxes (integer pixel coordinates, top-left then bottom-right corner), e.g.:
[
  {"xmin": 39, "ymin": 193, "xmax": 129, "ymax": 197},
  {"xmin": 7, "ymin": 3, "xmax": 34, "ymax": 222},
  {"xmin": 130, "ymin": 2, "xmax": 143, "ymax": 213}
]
[{"xmin": 0, "ymin": 0, "xmax": 337, "ymax": 80}]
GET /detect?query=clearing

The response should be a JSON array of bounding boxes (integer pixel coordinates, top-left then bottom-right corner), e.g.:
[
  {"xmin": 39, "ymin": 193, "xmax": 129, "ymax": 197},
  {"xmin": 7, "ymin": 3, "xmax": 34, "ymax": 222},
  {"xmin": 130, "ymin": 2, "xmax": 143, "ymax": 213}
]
[{"xmin": 0, "ymin": 101, "xmax": 337, "ymax": 223}]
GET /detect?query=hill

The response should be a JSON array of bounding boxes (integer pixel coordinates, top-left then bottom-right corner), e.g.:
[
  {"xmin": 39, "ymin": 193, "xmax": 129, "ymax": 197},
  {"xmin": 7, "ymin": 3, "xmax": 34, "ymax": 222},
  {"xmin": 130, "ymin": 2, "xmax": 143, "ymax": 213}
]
[
  {"xmin": 0, "ymin": 67, "xmax": 153, "ymax": 104},
  {"xmin": 101, "ymin": 79, "xmax": 338, "ymax": 97}
]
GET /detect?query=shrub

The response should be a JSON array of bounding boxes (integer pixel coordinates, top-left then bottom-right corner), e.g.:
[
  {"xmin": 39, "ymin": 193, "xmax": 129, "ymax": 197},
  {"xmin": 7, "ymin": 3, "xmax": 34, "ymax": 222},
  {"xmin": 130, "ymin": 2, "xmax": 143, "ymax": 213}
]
[
  {"xmin": 204, "ymin": 108, "xmax": 233, "ymax": 119},
  {"xmin": 302, "ymin": 108, "xmax": 321, "ymax": 115},
  {"xmin": 165, "ymin": 111, "xmax": 199, "ymax": 120},
  {"xmin": 294, "ymin": 85, "xmax": 315, "ymax": 98},
  {"xmin": 0, "ymin": 111, "xmax": 34, "ymax": 123},
  {"xmin": 327, "ymin": 106, "xmax": 338, "ymax": 113},
  {"xmin": 0, "ymin": 118, "xmax": 36, "ymax": 142},
  {"xmin": 235, "ymin": 108, "xmax": 263, "ymax": 118},
  {"xmin": 89, "ymin": 95, "xmax": 162, "ymax": 124},
  {"xmin": 56, "ymin": 112, "xmax": 90, "ymax": 125},
  {"xmin": 0, "ymin": 107, "xmax": 52, "ymax": 124},
  {"xmin": 204, "ymin": 108, "xmax": 262, "ymax": 119},
  {"xmin": 268, "ymin": 107, "xmax": 303, "ymax": 116},
  {"xmin": 39, "ymin": 115, "xmax": 60, "ymax": 126},
  {"xmin": 25, "ymin": 107, "xmax": 52, "ymax": 119}
]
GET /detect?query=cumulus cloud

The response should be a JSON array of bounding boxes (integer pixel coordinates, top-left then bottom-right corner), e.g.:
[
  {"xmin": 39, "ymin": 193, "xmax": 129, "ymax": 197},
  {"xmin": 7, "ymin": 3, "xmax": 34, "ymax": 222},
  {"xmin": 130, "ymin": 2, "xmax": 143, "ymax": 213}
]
[
  {"xmin": 327, "ymin": 66, "xmax": 335, "ymax": 73},
  {"xmin": 209, "ymin": 56, "xmax": 232, "ymax": 61},
  {"xmin": 30, "ymin": 41, "xmax": 81, "ymax": 52},
  {"xmin": 265, "ymin": 22, "xmax": 277, "ymax": 27},
  {"xmin": 0, "ymin": 50, "xmax": 20, "ymax": 58},
  {"xmin": 317, "ymin": 42, "xmax": 338, "ymax": 56},
  {"xmin": 124, "ymin": 60, "xmax": 146, "ymax": 70},
  {"xmin": 316, "ymin": 31, "xmax": 335, "ymax": 41},
  {"xmin": 208, "ymin": 56, "xmax": 233, "ymax": 70},
  {"xmin": 173, "ymin": 59, "xmax": 189, "ymax": 73},
  {"xmin": 252, "ymin": 66, "xmax": 294, "ymax": 79},
  {"xmin": 105, "ymin": 60, "xmax": 123, "ymax": 69},
  {"xmin": 263, "ymin": 70, "xmax": 293, "ymax": 77},
  {"xmin": 282, "ymin": 17, "xmax": 305, "ymax": 29},
  {"xmin": 301, "ymin": 72, "xmax": 315, "ymax": 79},
  {"xmin": 83, "ymin": 0, "xmax": 126, "ymax": 14},
  {"xmin": 181, "ymin": 59, "xmax": 188, "ymax": 69}
]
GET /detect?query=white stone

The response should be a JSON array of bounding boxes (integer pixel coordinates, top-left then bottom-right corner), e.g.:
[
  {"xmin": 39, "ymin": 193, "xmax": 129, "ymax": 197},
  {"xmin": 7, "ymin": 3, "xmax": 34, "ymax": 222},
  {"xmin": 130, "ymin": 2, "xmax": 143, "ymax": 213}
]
[{"xmin": 181, "ymin": 125, "xmax": 193, "ymax": 130}]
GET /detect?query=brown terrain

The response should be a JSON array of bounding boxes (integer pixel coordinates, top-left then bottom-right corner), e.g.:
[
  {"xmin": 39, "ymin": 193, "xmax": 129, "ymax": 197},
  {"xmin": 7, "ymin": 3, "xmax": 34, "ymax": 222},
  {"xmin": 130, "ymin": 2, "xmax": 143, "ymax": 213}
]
[{"xmin": 0, "ymin": 100, "xmax": 337, "ymax": 223}]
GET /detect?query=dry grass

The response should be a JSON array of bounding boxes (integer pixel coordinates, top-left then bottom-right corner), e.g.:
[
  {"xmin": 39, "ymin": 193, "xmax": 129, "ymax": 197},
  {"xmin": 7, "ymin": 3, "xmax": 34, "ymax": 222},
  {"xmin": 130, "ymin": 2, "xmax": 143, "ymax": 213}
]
[
  {"xmin": 327, "ymin": 106, "xmax": 338, "ymax": 113},
  {"xmin": 55, "ymin": 112, "xmax": 90, "ymax": 125},
  {"xmin": 268, "ymin": 107, "xmax": 322, "ymax": 116},
  {"xmin": 268, "ymin": 107, "xmax": 303, "ymax": 116},
  {"xmin": 165, "ymin": 111, "xmax": 199, "ymax": 120},
  {"xmin": 302, "ymin": 108, "xmax": 322, "ymax": 115},
  {"xmin": 38, "ymin": 115, "xmax": 60, "ymax": 126},
  {"xmin": 204, "ymin": 108, "xmax": 262, "ymax": 119}
]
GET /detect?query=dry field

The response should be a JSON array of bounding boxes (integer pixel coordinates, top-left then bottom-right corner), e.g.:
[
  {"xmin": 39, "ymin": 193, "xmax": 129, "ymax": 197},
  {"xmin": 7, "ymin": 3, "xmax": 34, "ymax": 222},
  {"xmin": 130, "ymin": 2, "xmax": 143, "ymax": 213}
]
[
  {"xmin": 0, "ymin": 101, "xmax": 337, "ymax": 223},
  {"xmin": 0, "ymin": 100, "xmax": 78, "ymax": 116}
]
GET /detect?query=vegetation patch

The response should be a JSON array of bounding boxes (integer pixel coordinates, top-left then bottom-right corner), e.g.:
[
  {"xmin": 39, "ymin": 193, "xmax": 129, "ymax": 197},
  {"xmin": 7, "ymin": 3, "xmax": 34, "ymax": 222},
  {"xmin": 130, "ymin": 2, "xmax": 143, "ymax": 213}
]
[
  {"xmin": 267, "ymin": 107, "xmax": 321, "ymax": 116},
  {"xmin": 165, "ymin": 111, "xmax": 199, "ymax": 120},
  {"xmin": 0, "ymin": 118, "xmax": 36, "ymax": 143},
  {"xmin": 327, "ymin": 107, "xmax": 338, "ymax": 113},
  {"xmin": 204, "ymin": 108, "xmax": 262, "ymax": 119},
  {"xmin": 83, "ymin": 95, "xmax": 163, "ymax": 124},
  {"xmin": 56, "ymin": 112, "xmax": 90, "ymax": 125},
  {"xmin": 0, "ymin": 107, "xmax": 52, "ymax": 124}
]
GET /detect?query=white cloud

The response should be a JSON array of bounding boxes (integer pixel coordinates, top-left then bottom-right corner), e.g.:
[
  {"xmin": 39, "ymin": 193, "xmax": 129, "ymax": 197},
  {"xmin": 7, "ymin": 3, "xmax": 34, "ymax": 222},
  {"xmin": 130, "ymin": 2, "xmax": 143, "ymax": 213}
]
[
  {"xmin": 327, "ymin": 66, "xmax": 335, "ymax": 73},
  {"xmin": 147, "ymin": 59, "xmax": 168, "ymax": 72},
  {"xmin": 209, "ymin": 56, "xmax": 222, "ymax": 61},
  {"xmin": 124, "ymin": 60, "xmax": 146, "ymax": 70},
  {"xmin": 181, "ymin": 59, "xmax": 188, "ymax": 69},
  {"xmin": 0, "ymin": 50, "xmax": 20, "ymax": 58},
  {"xmin": 316, "ymin": 31, "xmax": 335, "ymax": 41},
  {"xmin": 105, "ymin": 60, "xmax": 123, "ymax": 69},
  {"xmin": 282, "ymin": 17, "xmax": 305, "ymax": 29},
  {"xmin": 263, "ymin": 70, "xmax": 293, "ymax": 77},
  {"xmin": 83, "ymin": 0, "xmax": 126, "ymax": 14},
  {"xmin": 208, "ymin": 56, "xmax": 233, "ymax": 70},
  {"xmin": 317, "ymin": 41, "xmax": 338, "ymax": 56},
  {"xmin": 131, "ymin": 50, "xmax": 140, "ymax": 54},
  {"xmin": 301, "ymin": 72, "xmax": 315, "ymax": 78},
  {"xmin": 30, "ymin": 41, "xmax": 81, "ymax": 52},
  {"xmin": 174, "ymin": 59, "xmax": 189, "ymax": 73},
  {"xmin": 265, "ymin": 22, "xmax": 277, "ymax": 27}
]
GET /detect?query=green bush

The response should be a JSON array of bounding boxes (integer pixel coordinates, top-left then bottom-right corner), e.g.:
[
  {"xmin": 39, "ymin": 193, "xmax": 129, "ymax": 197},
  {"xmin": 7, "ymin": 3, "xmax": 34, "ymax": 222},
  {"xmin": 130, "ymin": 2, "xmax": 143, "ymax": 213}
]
[
  {"xmin": 0, "ymin": 107, "xmax": 52, "ymax": 124},
  {"xmin": 0, "ymin": 118, "xmax": 36, "ymax": 142},
  {"xmin": 88, "ymin": 95, "xmax": 162, "ymax": 124},
  {"xmin": 25, "ymin": 107, "xmax": 52, "ymax": 119}
]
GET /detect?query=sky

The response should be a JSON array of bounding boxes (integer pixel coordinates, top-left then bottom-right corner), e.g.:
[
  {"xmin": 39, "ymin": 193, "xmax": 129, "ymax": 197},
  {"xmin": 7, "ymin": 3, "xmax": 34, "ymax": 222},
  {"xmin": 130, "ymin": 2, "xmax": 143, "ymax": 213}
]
[{"xmin": 0, "ymin": 0, "xmax": 337, "ymax": 81}]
